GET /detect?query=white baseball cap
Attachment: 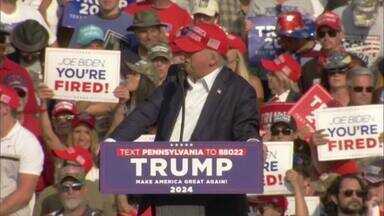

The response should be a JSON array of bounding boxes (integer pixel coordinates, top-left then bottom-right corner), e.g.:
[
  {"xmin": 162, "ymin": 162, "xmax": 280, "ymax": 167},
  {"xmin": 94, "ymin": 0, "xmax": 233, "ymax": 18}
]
[{"xmin": 191, "ymin": 0, "xmax": 219, "ymax": 17}]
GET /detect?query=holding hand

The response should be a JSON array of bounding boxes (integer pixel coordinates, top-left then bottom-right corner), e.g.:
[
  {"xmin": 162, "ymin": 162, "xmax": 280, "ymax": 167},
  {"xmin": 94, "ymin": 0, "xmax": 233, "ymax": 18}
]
[
  {"xmin": 311, "ymin": 129, "xmax": 329, "ymax": 146},
  {"xmin": 113, "ymin": 84, "xmax": 130, "ymax": 104},
  {"xmin": 285, "ymin": 169, "xmax": 301, "ymax": 189},
  {"xmin": 37, "ymin": 84, "xmax": 54, "ymax": 102}
]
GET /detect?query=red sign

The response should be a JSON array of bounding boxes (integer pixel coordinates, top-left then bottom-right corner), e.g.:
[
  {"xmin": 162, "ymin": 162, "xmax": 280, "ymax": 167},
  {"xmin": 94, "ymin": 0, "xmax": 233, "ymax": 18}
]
[{"xmin": 288, "ymin": 84, "xmax": 333, "ymax": 135}]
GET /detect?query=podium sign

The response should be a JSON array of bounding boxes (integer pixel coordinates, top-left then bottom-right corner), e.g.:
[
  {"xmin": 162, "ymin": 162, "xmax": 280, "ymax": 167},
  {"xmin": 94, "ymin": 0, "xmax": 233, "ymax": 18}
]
[{"xmin": 100, "ymin": 141, "xmax": 264, "ymax": 194}]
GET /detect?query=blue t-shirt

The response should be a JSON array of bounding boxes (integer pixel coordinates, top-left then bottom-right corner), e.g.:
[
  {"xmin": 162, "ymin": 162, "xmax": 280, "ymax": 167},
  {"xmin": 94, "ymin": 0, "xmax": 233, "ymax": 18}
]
[{"xmin": 69, "ymin": 13, "xmax": 138, "ymax": 51}]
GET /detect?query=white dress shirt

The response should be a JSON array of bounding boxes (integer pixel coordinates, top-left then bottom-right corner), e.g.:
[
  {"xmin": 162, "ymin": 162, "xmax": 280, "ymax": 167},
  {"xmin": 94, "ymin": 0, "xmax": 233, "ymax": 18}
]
[{"xmin": 170, "ymin": 67, "xmax": 222, "ymax": 142}]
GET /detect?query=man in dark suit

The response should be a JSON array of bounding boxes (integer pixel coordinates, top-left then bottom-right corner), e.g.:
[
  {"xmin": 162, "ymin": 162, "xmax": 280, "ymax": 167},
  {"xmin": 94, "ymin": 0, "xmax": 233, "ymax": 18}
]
[{"xmin": 109, "ymin": 22, "xmax": 260, "ymax": 216}]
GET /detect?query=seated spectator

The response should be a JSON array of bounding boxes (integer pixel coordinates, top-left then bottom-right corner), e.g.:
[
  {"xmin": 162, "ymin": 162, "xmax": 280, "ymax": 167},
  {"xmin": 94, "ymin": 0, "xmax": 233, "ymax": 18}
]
[
  {"xmin": 327, "ymin": 174, "xmax": 367, "ymax": 215},
  {"xmin": 261, "ymin": 53, "xmax": 302, "ymax": 102},
  {"xmin": 7, "ymin": 20, "xmax": 49, "ymax": 88},
  {"xmin": 68, "ymin": 0, "xmax": 137, "ymax": 51},
  {"xmin": 0, "ymin": 0, "xmax": 56, "ymax": 44},
  {"xmin": 0, "ymin": 84, "xmax": 44, "ymax": 215},
  {"xmin": 127, "ymin": 10, "xmax": 168, "ymax": 59},
  {"xmin": 148, "ymin": 42, "xmax": 172, "ymax": 85},
  {"xmin": 124, "ymin": 0, "xmax": 191, "ymax": 37}
]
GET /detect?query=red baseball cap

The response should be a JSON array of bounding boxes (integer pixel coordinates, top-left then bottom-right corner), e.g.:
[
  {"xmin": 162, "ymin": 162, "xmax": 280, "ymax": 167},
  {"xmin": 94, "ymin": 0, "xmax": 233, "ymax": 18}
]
[
  {"xmin": 54, "ymin": 146, "xmax": 93, "ymax": 173},
  {"xmin": 330, "ymin": 160, "xmax": 360, "ymax": 176},
  {"xmin": 172, "ymin": 22, "xmax": 229, "ymax": 56},
  {"xmin": 71, "ymin": 112, "xmax": 96, "ymax": 129},
  {"xmin": 261, "ymin": 53, "xmax": 301, "ymax": 82},
  {"xmin": 316, "ymin": 11, "xmax": 342, "ymax": 31},
  {"xmin": 0, "ymin": 84, "xmax": 20, "ymax": 109},
  {"xmin": 227, "ymin": 33, "xmax": 246, "ymax": 54},
  {"xmin": 52, "ymin": 101, "xmax": 77, "ymax": 116},
  {"xmin": 258, "ymin": 196, "xmax": 288, "ymax": 213}
]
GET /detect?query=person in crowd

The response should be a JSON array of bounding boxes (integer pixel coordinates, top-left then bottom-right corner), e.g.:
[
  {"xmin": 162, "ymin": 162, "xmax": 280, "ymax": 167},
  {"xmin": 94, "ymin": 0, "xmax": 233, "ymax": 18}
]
[
  {"xmin": 321, "ymin": 52, "xmax": 353, "ymax": 106},
  {"xmin": 0, "ymin": 0, "xmax": 56, "ymax": 45},
  {"xmin": 333, "ymin": 0, "xmax": 383, "ymax": 67},
  {"xmin": 347, "ymin": 66, "xmax": 375, "ymax": 106},
  {"xmin": 361, "ymin": 158, "xmax": 384, "ymax": 215},
  {"xmin": 249, "ymin": 195, "xmax": 288, "ymax": 215},
  {"xmin": 109, "ymin": 22, "xmax": 260, "ymax": 216},
  {"xmin": 372, "ymin": 57, "xmax": 384, "ymax": 104},
  {"xmin": 45, "ymin": 162, "xmax": 104, "ymax": 215},
  {"xmin": 7, "ymin": 20, "xmax": 49, "ymax": 88},
  {"xmin": 34, "ymin": 153, "xmax": 117, "ymax": 215},
  {"xmin": 301, "ymin": 11, "xmax": 345, "ymax": 92},
  {"xmin": 0, "ymin": 84, "xmax": 44, "ymax": 215},
  {"xmin": 276, "ymin": 11, "xmax": 318, "ymax": 65},
  {"xmin": 128, "ymin": 10, "xmax": 168, "ymax": 59},
  {"xmin": 191, "ymin": 0, "xmax": 219, "ymax": 24},
  {"xmin": 327, "ymin": 174, "xmax": 367, "ymax": 215},
  {"xmin": 148, "ymin": 42, "xmax": 172, "ymax": 85},
  {"xmin": 261, "ymin": 53, "xmax": 302, "ymax": 103},
  {"xmin": 38, "ymin": 86, "xmax": 100, "ymax": 158},
  {"xmin": 124, "ymin": 0, "xmax": 191, "ymax": 37},
  {"xmin": 68, "ymin": 0, "xmax": 137, "ymax": 50},
  {"xmin": 51, "ymin": 101, "xmax": 78, "ymax": 143},
  {"xmin": 74, "ymin": 24, "xmax": 105, "ymax": 49},
  {"xmin": 0, "ymin": 25, "xmax": 40, "ymax": 115}
]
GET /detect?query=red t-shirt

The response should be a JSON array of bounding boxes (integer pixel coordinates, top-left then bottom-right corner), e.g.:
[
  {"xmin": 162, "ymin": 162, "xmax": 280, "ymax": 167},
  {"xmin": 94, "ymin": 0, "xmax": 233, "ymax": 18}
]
[
  {"xmin": 124, "ymin": 1, "xmax": 192, "ymax": 37},
  {"xmin": 0, "ymin": 58, "xmax": 39, "ymax": 114}
]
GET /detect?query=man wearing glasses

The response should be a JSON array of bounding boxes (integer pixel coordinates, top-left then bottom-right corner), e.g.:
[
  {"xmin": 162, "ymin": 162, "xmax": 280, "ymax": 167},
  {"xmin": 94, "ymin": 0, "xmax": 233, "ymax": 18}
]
[
  {"xmin": 47, "ymin": 164, "xmax": 103, "ymax": 215},
  {"xmin": 328, "ymin": 174, "xmax": 367, "ymax": 215},
  {"xmin": 301, "ymin": 11, "xmax": 345, "ymax": 92},
  {"xmin": 347, "ymin": 66, "xmax": 375, "ymax": 106}
]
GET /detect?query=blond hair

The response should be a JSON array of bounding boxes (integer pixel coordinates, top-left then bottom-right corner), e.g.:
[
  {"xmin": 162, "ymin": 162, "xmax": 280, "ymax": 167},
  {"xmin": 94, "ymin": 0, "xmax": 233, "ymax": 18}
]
[{"xmin": 65, "ymin": 127, "xmax": 100, "ymax": 157}]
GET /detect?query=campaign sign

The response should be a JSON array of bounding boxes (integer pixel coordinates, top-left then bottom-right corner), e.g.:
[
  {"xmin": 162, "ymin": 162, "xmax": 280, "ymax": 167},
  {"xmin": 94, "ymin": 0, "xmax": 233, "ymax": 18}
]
[
  {"xmin": 247, "ymin": 16, "xmax": 280, "ymax": 65},
  {"xmin": 344, "ymin": 34, "xmax": 381, "ymax": 67},
  {"xmin": 286, "ymin": 196, "xmax": 321, "ymax": 216},
  {"xmin": 263, "ymin": 142, "xmax": 293, "ymax": 195},
  {"xmin": 260, "ymin": 103, "xmax": 295, "ymax": 132},
  {"xmin": 315, "ymin": 105, "xmax": 384, "ymax": 161},
  {"xmin": 100, "ymin": 141, "xmax": 264, "ymax": 194},
  {"xmin": 61, "ymin": 0, "xmax": 132, "ymax": 28},
  {"xmin": 288, "ymin": 84, "xmax": 333, "ymax": 136},
  {"xmin": 44, "ymin": 48, "xmax": 120, "ymax": 103}
]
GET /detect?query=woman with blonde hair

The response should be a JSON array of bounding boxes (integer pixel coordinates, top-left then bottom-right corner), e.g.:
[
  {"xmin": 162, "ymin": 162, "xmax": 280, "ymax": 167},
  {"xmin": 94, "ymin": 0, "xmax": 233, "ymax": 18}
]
[{"xmin": 226, "ymin": 46, "xmax": 264, "ymax": 104}]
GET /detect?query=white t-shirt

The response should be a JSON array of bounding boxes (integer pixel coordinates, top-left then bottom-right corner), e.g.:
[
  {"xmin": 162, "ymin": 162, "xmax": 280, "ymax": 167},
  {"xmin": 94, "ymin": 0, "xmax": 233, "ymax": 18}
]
[
  {"xmin": 0, "ymin": 121, "xmax": 44, "ymax": 215},
  {"xmin": 0, "ymin": 2, "xmax": 57, "ymax": 44}
]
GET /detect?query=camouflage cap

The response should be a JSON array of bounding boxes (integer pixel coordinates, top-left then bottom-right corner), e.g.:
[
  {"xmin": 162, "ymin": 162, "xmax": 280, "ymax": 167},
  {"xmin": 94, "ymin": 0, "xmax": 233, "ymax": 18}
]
[
  {"xmin": 58, "ymin": 164, "xmax": 86, "ymax": 184},
  {"xmin": 125, "ymin": 59, "xmax": 160, "ymax": 84},
  {"xmin": 323, "ymin": 51, "xmax": 352, "ymax": 71},
  {"xmin": 127, "ymin": 10, "xmax": 167, "ymax": 31},
  {"xmin": 148, "ymin": 42, "xmax": 172, "ymax": 61}
]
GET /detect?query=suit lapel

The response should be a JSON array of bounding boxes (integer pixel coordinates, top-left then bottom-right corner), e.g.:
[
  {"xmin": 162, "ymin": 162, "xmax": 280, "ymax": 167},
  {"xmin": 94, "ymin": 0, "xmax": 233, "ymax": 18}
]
[{"xmin": 190, "ymin": 67, "xmax": 230, "ymax": 140}]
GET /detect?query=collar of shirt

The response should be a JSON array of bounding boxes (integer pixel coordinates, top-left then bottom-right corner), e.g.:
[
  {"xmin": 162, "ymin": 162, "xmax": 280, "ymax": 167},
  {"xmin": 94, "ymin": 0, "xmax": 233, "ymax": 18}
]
[
  {"xmin": 186, "ymin": 66, "xmax": 222, "ymax": 93},
  {"xmin": 277, "ymin": 89, "xmax": 290, "ymax": 102},
  {"xmin": 1, "ymin": 121, "xmax": 21, "ymax": 142}
]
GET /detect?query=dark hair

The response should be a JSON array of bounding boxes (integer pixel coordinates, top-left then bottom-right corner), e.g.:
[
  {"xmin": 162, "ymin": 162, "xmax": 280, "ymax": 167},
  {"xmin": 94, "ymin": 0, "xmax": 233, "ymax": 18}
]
[{"xmin": 328, "ymin": 174, "xmax": 367, "ymax": 198}]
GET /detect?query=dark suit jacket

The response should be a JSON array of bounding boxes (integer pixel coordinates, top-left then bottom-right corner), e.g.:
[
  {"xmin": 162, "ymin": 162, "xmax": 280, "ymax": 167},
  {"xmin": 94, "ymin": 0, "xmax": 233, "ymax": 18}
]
[{"xmin": 111, "ymin": 66, "xmax": 260, "ymax": 216}]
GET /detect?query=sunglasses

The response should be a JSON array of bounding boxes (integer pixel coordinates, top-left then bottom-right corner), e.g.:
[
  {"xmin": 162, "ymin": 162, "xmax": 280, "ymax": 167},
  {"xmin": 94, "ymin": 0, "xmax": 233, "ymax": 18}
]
[
  {"xmin": 341, "ymin": 189, "xmax": 365, "ymax": 198},
  {"xmin": 59, "ymin": 182, "xmax": 83, "ymax": 193},
  {"xmin": 271, "ymin": 127, "xmax": 293, "ymax": 136},
  {"xmin": 317, "ymin": 29, "xmax": 338, "ymax": 38},
  {"xmin": 352, "ymin": 86, "xmax": 374, "ymax": 93},
  {"xmin": 326, "ymin": 67, "xmax": 349, "ymax": 76},
  {"xmin": 53, "ymin": 114, "xmax": 74, "ymax": 121}
]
